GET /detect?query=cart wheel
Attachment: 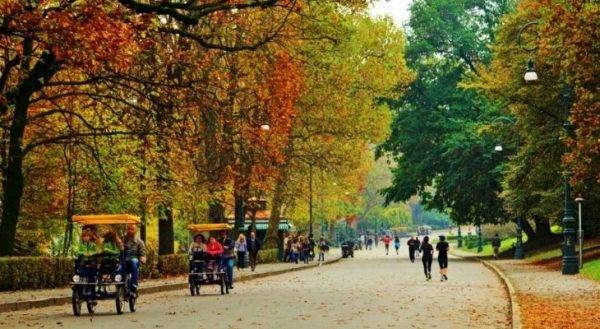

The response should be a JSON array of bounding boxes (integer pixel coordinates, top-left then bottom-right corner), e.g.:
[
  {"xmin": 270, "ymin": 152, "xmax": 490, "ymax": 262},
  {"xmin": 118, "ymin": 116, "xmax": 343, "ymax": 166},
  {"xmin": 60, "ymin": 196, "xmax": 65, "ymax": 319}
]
[
  {"xmin": 225, "ymin": 282, "xmax": 229, "ymax": 295},
  {"xmin": 115, "ymin": 286, "xmax": 125, "ymax": 315},
  {"xmin": 86, "ymin": 300, "xmax": 96, "ymax": 314},
  {"xmin": 190, "ymin": 283, "xmax": 196, "ymax": 296},
  {"xmin": 220, "ymin": 275, "xmax": 225, "ymax": 295},
  {"xmin": 72, "ymin": 289, "xmax": 82, "ymax": 316},
  {"xmin": 196, "ymin": 284, "xmax": 200, "ymax": 295},
  {"xmin": 128, "ymin": 293, "xmax": 137, "ymax": 312}
]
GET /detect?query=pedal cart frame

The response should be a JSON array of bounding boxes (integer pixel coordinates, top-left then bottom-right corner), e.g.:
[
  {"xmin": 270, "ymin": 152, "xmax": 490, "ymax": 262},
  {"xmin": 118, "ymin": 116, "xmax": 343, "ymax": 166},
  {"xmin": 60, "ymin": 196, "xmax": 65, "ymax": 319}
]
[
  {"xmin": 70, "ymin": 214, "xmax": 140, "ymax": 316},
  {"xmin": 187, "ymin": 223, "xmax": 231, "ymax": 296}
]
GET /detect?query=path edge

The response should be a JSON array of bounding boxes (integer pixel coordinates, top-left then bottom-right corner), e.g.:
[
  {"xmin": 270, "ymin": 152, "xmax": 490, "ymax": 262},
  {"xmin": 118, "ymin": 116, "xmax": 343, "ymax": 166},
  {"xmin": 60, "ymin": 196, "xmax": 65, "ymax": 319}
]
[
  {"xmin": 0, "ymin": 256, "xmax": 342, "ymax": 313},
  {"xmin": 479, "ymin": 259, "xmax": 522, "ymax": 329}
]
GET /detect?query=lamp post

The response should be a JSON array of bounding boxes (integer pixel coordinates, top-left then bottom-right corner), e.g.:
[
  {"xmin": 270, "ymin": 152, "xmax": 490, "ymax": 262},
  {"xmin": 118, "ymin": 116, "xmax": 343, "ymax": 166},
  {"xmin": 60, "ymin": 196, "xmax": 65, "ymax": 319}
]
[
  {"xmin": 477, "ymin": 223, "xmax": 483, "ymax": 253},
  {"xmin": 518, "ymin": 20, "xmax": 578, "ymax": 274},
  {"xmin": 491, "ymin": 115, "xmax": 524, "ymax": 260},
  {"xmin": 575, "ymin": 196, "xmax": 584, "ymax": 269},
  {"xmin": 457, "ymin": 225, "xmax": 462, "ymax": 248}
]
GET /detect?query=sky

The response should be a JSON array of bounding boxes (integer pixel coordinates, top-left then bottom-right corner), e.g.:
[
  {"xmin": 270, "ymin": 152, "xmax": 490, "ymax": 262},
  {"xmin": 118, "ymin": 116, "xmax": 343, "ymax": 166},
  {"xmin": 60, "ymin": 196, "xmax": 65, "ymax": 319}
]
[{"xmin": 369, "ymin": 0, "xmax": 413, "ymax": 27}]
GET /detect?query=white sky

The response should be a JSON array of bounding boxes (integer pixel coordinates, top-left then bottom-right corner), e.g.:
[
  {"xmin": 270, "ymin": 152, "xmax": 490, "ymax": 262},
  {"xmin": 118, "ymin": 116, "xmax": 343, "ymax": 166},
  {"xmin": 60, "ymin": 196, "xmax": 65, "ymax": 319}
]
[{"xmin": 369, "ymin": 0, "xmax": 413, "ymax": 27}]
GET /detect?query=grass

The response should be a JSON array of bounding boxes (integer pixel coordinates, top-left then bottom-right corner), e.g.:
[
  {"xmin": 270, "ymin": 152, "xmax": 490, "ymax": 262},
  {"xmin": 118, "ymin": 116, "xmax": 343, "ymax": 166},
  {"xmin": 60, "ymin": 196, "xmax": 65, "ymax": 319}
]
[
  {"xmin": 526, "ymin": 238, "xmax": 600, "ymax": 263},
  {"xmin": 581, "ymin": 259, "xmax": 600, "ymax": 282},
  {"xmin": 457, "ymin": 236, "xmax": 527, "ymax": 257}
]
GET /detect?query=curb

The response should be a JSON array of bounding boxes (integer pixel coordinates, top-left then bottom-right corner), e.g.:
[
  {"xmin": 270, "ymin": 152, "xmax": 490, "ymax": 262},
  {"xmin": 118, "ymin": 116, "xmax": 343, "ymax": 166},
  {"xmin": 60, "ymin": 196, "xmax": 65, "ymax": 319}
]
[
  {"xmin": 449, "ymin": 250, "xmax": 521, "ymax": 329},
  {"xmin": 480, "ymin": 259, "xmax": 522, "ymax": 329},
  {"xmin": 0, "ymin": 256, "xmax": 342, "ymax": 313}
]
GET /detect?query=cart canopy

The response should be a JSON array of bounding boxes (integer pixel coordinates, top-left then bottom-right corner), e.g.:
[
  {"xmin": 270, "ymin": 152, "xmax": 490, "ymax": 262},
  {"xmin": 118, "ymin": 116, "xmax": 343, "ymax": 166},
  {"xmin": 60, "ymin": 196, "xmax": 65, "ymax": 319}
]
[
  {"xmin": 72, "ymin": 214, "xmax": 141, "ymax": 225},
  {"xmin": 188, "ymin": 223, "xmax": 232, "ymax": 232}
]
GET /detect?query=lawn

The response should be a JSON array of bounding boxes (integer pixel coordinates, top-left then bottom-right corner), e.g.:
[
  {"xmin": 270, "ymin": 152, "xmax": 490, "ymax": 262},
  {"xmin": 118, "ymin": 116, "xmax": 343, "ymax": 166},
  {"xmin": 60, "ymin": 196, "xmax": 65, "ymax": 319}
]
[
  {"xmin": 581, "ymin": 259, "xmax": 600, "ymax": 282},
  {"xmin": 457, "ymin": 236, "xmax": 527, "ymax": 257}
]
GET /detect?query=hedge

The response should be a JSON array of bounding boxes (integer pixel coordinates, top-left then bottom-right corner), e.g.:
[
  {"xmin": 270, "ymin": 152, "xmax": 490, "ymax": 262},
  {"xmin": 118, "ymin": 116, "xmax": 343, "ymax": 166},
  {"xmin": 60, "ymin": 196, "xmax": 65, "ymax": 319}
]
[{"xmin": 1, "ymin": 248, "xmax": 281, "ymax": 291}]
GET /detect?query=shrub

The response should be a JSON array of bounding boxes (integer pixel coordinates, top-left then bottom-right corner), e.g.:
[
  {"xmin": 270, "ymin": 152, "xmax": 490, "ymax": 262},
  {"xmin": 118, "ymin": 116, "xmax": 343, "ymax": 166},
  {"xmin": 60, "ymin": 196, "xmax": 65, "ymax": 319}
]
[
  {"xmin": 0, "ymin": 257, "xmax": 73, "ymax": 291},
  {"xmin": 157, "ymin": 254, "xmax": 188, "ymax": 277},
  {"xmin": 258, "ymin": 248, "xmax": 279, "ymax": 264}
]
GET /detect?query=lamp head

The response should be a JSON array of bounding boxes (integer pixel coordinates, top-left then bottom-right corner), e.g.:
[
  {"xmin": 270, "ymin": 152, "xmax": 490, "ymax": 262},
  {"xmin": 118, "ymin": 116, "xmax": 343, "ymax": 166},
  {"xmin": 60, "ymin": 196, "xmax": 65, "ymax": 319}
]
[
  {"xmin": 260, "ymin": 124, "xmax": 271, "ymax": 131},
  {"xmin": 524, "ymin": 59, "xmax": 538, "ymax": 82},
  {"xmin": 494, "ymin": 145, "xmax": 503, "ymax": 152}
]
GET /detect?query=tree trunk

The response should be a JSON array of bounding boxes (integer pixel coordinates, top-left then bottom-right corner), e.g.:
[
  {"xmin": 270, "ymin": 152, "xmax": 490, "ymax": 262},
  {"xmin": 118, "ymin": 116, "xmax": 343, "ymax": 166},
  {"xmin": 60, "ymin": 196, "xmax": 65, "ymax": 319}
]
[
  {"xmin": 0, "ymin": 50, "xmax": 58, "ymax": 255},
  {"xmin": 158, "ymin": 204, "xmax": 174, "ymax": 255},
  {"xmin": 521, "ymin": 218, "xmax": 536, "ymax": 241},
  {"xmin": 265, "ymin": 160, "xmax": 291, "ymax": 248},
  {"xmin": 233, "ymin": 193, "xmax": 245, "ymax": 236}
]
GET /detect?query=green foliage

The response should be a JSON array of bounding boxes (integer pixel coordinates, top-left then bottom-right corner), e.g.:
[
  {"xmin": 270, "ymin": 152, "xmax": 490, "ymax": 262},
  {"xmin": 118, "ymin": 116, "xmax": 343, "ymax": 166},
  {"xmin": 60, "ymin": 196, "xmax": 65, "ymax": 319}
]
[
  {"xmin": 257, "ymin": 248, "xmax": 279, "ymax": 264},
  {"xmin": 0, "ymin": 257, "xmax": 73, "ymax": 291},
  {"xmin": 377, "ymin": 0, "xmax": 513, "ymax": 226}
]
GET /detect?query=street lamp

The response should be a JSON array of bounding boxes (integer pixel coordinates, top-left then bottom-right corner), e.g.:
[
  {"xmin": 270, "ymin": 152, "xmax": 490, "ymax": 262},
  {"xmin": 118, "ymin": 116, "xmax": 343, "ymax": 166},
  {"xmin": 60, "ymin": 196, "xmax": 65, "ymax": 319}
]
[
  {"xmin": 260, "ymin": 124, "xmax": 271, "ymax": 131},
  {"xmin": 518, "ymin": 20, "xmax": 578, "ymax": 274},
  {"xmin": 457, "ymin": 225, "xmax": 462, "ymax": 248},
  {"xmin": 575, "ymin": 196, "xmax": 584, "ymax": 269},
  {"xmin": 491, "ymin": 116, "xmax": 524, "ymax": 259}
]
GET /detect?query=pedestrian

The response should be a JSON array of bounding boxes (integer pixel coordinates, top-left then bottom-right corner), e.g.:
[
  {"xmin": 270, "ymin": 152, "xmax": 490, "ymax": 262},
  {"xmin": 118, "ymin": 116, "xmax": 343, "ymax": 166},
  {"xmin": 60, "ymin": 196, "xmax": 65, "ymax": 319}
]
[
  {"xmin": 283, "ymin": 232, "xmax": 290, "ymax": 262},
  {"xmin": 420, "ymin": 236, "xmax": 434, "ymax": 281},
  {"xmin": 234, "ymin": 233, "xmax": 247, "ymax": 271},
  {"xmin": 308, "ymin": 233, "xmax": 316, "ymax": 261},
  {"xmin": 491, "ymin": 234, "xmax": 501, "ymax": 259},
  {"xmin": 290, "ymin": 238, "xmax": 300, "ymax": 264},
  {"xmin": 247, "ymin": 231, "xmax": 261, "ymax": 271},
  {"xmin": 436, "ymin": 235, "xmax": 450, "ymax": 282},
  {"xmin": 414, "ymin": 237, "xmax": 421, "ymax": 258},
  {"xmin": 301, "ymin": 235, "xmax": 310, "ymax": 264},
  {"xmin": 318, "ymin": 237, "xmax": 329, "ymax": 264},
  {"xmin": 367, "ymin": 236, "xmax": 373, "ymax": 250},
  {"xmin": 382, "ymin": 235, "xmax": 392, "ymax": 255},
  {"xmin": 393, "ymin": 236, "xmax": 401, "ymax": 255},
  {"xmin": 407, "ymin": 237, "xmax": 416, "ymax": 262}
]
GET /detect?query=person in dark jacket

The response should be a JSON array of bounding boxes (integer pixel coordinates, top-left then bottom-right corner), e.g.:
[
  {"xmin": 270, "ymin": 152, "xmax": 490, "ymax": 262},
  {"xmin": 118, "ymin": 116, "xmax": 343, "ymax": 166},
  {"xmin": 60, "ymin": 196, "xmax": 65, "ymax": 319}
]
[
  {"xmin": 219, "ymin": 230, "xmax": 235, "ymax": 289},
  {"xmin": 247, "ymin": 231, "xmax": 261, "ymax": 271},
  {"xmin": 435, "ymin": 235, "xmax": 450, "ymax": 281},
  {"xmin": 420, "ymin": 236, "xmax": 434, "ymax": 281},
  {"xmin": 407, "ymin": 237, "xmax": 417, "ymax": 262}
]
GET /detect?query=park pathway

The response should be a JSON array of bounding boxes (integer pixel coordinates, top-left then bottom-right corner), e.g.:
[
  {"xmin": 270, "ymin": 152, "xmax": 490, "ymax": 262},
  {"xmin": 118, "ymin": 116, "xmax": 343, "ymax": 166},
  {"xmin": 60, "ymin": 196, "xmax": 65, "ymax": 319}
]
[{"xmin": 3, "ymin": 245, "xmax": 510, "ymax": 329}]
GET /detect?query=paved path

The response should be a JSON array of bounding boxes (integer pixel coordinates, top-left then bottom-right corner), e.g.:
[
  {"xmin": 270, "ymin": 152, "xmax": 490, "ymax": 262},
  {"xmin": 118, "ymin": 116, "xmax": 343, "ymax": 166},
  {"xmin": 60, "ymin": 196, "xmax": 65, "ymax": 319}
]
[{"xmin": 3, "ymin": 246, "xmax": 510, "ymax": 329}]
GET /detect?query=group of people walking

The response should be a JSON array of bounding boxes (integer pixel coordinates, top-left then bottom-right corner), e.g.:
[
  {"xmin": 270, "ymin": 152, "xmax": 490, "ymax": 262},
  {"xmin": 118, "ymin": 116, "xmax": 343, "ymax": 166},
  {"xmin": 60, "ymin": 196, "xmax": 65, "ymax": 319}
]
[
  {"xmin": 283, "ymin": 233, "xmax": 330, "ymax": 264},
  {"xmin": 407, "ymin": 235, "xmax": 449, "ymax": 281}
]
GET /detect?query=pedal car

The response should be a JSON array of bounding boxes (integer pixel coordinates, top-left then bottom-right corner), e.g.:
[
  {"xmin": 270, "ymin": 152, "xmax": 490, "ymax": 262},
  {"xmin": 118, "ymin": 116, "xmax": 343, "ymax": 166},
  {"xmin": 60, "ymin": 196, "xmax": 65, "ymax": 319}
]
[
  {"xmin": 70, "ymin": 214, "xmax": 140, "ymax": 316},
  {"xmin": 187, "ymin": 223, "xmax": 231, "ymax": 296}
]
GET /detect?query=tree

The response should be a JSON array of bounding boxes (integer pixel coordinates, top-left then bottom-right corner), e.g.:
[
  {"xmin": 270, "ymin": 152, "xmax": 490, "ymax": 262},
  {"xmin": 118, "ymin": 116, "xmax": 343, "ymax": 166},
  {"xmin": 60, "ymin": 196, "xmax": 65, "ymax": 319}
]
[{"xmin": 377, "ymin": 0, "xmax": 512, "ymax": 229}]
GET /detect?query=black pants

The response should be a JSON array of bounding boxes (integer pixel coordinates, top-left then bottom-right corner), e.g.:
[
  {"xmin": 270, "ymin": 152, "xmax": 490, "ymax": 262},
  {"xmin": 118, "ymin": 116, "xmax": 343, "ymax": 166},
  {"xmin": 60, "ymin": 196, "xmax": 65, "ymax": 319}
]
[
  {"xmin": 249, "ymin": 252, "xmax": 258, "ymax": 271},
  {"xmin": 422, "ymin": 257, "xmax": 432, "ymax": 276},
  {"xmin": 438, "ymin": 255, "xmax": 448, "ymax": 269},
  {"xmin": 409, "ymin": 248, "xmax": 415, "ymax": 262},
  {"xmin": 237, "ymin": 251, "xmax": 246, "ymax": 269}
]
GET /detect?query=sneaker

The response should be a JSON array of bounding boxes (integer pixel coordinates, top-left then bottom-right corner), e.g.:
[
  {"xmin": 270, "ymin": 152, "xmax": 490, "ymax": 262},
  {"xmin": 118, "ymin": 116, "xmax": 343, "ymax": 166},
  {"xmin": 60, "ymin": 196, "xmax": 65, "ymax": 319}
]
[{"xmin": 444, "ymin": 275, "xmax": 448, "ymax": 281}]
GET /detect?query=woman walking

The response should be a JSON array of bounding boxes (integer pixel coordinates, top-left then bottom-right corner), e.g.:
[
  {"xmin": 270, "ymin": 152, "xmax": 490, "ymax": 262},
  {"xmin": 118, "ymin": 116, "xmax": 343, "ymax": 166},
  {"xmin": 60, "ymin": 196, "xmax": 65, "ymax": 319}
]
[
  {"xmin": 393, "ymin": 236, "xmax": 401, "ymax": 255},
  {"xmin": 414, "ymin": 237, "xmax": 421, "ymax": 259},
  {"xmin": 436, "ymin": 235, "xmax": 450, "ymax": 281},
  {"xmin": 420, "ymin": 236, "xmax": 434, "ymax": 281},
  {"xmin": 235, "ymin": 233, "xmax": 247, "ymax": 271}
]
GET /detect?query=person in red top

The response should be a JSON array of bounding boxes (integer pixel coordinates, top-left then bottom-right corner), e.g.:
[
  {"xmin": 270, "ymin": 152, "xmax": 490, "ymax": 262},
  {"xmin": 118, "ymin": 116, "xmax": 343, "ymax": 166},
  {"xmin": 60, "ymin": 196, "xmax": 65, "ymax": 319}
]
[
  {"xmin": 205, "ymin": 237, "xmax": 224, "ymax": 259},
  {"xmin": 381, "ymin": 235, "xmax": 392, "ymax": 255}
]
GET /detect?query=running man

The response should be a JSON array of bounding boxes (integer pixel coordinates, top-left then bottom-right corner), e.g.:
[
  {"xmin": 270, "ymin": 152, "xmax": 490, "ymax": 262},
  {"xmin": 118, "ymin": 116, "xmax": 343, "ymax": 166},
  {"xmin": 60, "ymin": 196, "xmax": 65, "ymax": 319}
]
[
  {"xmin": 407, "ymin": 237, "xmax": 416, "ymax": 262},
  {"xmin": 420, "ymin": 236, "xmax": 434, "ymax": 281},
  {"xmin": 382, "ymin": 235, "xmax": 392, "ymax": 255},
  {"xmin": 436, "ymin": 235, "xmax": 450, "ymax": 281}
]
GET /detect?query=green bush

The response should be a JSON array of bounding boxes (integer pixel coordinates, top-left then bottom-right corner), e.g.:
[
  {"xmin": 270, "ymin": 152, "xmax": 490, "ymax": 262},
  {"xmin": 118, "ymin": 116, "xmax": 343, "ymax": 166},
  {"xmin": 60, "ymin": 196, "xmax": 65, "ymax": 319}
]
[
  {"xmin": 258, "ymin": 248, "xmax": 279, "ymax": 264},
  {"xmin": 0, "ymin": 257, "xmax": 73, "ymax": 291},
  {"xmin": 157, "ymin": 254, "xmax": 188, "ymax": 277},
  {"xmin": 0, "ymin": 249, "xmax": 279, "ymax": 291}
]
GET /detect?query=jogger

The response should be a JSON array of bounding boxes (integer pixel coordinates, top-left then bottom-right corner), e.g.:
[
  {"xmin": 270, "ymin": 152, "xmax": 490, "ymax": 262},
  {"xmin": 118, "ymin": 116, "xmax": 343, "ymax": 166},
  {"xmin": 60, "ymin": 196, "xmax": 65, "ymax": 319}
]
[
  {"xmin": 407, "ymin": 237, "xmax": 416, "ymax": 262},
  {"xmin": 420, "ymin": 236, "xmax": 434, "ymax": 280},
  {"xmin": 436, "ymin": 235, "xmax": 450, "ymax": 281}
]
